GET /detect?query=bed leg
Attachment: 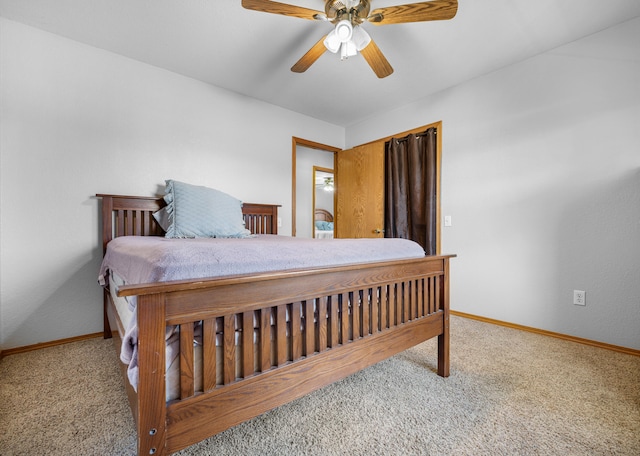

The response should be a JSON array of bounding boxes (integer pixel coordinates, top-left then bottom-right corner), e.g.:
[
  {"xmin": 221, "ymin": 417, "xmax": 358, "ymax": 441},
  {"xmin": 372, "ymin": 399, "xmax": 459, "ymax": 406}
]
[
  {"xmin": 437, "ymin": 257, "xmax": 450, "ymax": 377},
  {"xmin": 103, "ymin": 289, "xmax": 113, "ymax": 339},
  {"xmin": 437, "ymin": 317, "xmax": 450, "ymax": 377}
]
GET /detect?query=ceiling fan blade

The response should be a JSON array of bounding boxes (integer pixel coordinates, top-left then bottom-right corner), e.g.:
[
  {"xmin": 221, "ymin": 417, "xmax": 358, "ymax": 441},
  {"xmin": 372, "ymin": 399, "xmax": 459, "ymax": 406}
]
[
  {"xmin": 360, "ymin": 39, "xmax": 394, "ymax": 78},
  {"xmin": 241, "ymin": 0, "xmax": 324, "ymax": 20},
  {"xmin": 368, "ymin": 0, "xmax": 458, "ymax": 25},
  {"xmin": 291, "ymin": 35, "xmax": 328, "ymax": 73}
]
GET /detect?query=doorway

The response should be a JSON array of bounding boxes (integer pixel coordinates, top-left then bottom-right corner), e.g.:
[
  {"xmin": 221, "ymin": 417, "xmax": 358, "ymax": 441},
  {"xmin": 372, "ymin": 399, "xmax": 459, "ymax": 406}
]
[
  {"xmin": 313, "ymin": 167, "xmax": 334, "ymax": 239},
  {"xmin": 291, "ymin": 137, "xmax": 341, "ymax": 237}
]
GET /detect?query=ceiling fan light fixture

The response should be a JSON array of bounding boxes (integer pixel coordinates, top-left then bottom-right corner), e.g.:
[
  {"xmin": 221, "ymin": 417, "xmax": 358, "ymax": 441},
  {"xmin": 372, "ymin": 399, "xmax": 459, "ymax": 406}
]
[
  {"xmin": 323, "ymin": 177, "xmax": 334, "ymax": 192},
  {"xmin": 351, "ymin": 25, "xmax": 371, "ymax": 51},
  {"xmin": 340, "ymin": 40, "xmax": 357, "ymax": 60},
  {"xmin": 334, "ymin": 19, "xmax": 353, "ymax": 42},
  {"xmin": 324, "ymin": 19, "xmax": 354, "ymax": 54},
  {"xmin": 323, "ymin": 30, "xmax": 341, "ymax": 53}
]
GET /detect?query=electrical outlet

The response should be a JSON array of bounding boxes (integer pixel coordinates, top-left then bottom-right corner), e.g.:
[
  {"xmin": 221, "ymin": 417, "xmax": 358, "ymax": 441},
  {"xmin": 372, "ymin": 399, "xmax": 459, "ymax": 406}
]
[
  {"xmin": 573, "ymin": 290, "xmax": 586, "ymax": 306},
  {"xmin": 277, "ymin": 217, "xmax": 282, "ymax": 228}
]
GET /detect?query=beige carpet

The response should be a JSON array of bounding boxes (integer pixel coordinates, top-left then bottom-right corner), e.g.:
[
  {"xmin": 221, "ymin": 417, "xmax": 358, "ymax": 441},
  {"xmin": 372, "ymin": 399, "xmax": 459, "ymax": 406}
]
[{"xmin": 1, "ymin": 316, "xmax": 639, "ymax": 455}]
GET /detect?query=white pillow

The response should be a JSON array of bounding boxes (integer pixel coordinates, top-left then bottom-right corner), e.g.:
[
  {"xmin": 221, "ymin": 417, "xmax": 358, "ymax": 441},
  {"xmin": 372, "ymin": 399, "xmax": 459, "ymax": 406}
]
[{"xmin": 154, "ymin": 180, "xmax": 251, "ymax": 239}]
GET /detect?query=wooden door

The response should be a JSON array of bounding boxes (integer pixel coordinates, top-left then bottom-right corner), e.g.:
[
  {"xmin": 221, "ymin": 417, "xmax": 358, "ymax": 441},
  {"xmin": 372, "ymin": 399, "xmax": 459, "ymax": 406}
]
[{"xmin": 335, "ymin": 142, "xmax": 385, "ymax": 238}]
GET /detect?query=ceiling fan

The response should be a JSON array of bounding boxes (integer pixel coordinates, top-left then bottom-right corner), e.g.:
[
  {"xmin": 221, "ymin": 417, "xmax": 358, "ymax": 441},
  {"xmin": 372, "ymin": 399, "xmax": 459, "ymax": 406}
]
[{"xmin": 241, "ymin": 0, "xmax": 458, "ymax": 78}]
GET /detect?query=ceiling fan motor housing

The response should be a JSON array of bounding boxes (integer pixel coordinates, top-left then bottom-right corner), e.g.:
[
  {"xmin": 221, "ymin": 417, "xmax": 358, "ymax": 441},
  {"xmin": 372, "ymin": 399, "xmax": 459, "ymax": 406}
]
[{"xmin": 325, "ymin": 0, "xmax": 371, "ymax": 25}]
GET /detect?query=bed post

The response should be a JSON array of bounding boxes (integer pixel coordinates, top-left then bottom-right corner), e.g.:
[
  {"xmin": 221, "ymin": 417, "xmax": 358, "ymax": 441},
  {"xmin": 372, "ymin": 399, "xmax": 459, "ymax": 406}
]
[
  {"xmin": 100, "ymin": 195, "xmax": 114, "ymax": 255},
  {"xmin": 100, "ymin": 195, "xmax": 114, "ymax": 339},
  {"xmin": 136, "ymin": 293, "xmax": 167, "ymax": 455},
  {"xmin": 437, "ymin": 256, "xmax": 451, "ymax": 377}
]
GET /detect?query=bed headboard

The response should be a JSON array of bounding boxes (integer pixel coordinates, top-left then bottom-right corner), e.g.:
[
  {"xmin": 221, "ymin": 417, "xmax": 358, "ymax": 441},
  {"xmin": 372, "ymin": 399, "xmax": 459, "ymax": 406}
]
[
  {"xmin": 96, "ymin": 194, "xmax": 280, "ymax": 254},
  {"xmin": 314, "ymin": 208, "xmax": 334, "ymax": 222}
]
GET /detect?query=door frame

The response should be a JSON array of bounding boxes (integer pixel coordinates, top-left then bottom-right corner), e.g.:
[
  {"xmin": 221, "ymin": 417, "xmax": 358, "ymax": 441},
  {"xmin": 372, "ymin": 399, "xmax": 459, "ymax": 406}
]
[{"xmin": 291, "ymin": 137, "xmax": 341, "ymax": 237}]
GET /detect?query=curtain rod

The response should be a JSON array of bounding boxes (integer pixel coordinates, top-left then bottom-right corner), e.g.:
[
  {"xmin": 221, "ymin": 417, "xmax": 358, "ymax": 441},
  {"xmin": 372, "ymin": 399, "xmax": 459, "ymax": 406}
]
[{"xmin": 389, "ymin": 128, "xmax": 437, "ymax": 143}]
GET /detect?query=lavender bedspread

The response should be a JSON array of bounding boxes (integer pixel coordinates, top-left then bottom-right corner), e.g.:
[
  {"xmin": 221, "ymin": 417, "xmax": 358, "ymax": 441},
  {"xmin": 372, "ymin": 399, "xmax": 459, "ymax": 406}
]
[
  {"xmin": 98, "ymin": 234, "xmax": 425, "ymax": 391},
  {"xmin": 99, "ymin": 234, "xmax": 425, "ymax": 288}
]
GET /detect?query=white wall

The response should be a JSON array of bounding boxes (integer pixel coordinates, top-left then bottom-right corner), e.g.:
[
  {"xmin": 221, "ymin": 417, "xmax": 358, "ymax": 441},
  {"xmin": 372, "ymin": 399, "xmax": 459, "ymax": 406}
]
[
  {"xmin": 347, "ymin": 18, "xmax": 640, "ymax": 350},
  {"xmin": 0, "ymin": 19, "xmax": 344, "ymax": 349}
]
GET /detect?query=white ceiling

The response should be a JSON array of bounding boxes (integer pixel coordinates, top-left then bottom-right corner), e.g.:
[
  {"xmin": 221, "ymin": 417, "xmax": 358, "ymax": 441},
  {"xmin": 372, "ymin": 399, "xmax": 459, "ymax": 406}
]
[{"xmin": 2, "ymin": 0, "xmax": 639, "ymax": 127}]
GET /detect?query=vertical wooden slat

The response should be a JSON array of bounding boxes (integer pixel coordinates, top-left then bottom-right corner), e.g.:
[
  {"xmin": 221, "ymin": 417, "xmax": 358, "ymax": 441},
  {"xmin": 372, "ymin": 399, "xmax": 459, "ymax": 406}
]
[
  {"xmin": 134, "ymin": 210, "xmax": 142, "ymax": 236},
  {"xmin": 424, "ymin": 278, "xmax": 429, "ymax": 315},
  {"xmin": 426, "ymin": 276, "xmax": 433, "ymax": 315},
  {"xmin": 418, "ymin": 279, "xmax": 428, "ymax": 317},
  {"xmin": 380, "ymin": 284, "xmax": 388, "ymax": 330},
  {"xmin": 317, "ymin": 297, "xmax": 327, "ymax": 352},
  {"xmin": 329, "ymin": 296, "xmax": 339, "ymax": 348},
  {"xmin": 418, "ymin": 279, "xmax": 423, "ymax": 317},
  {"xmin": 362, "ymin": 289, "xmax": 370, "ymax": 336},
  {"xmin": 223, "ymin": 315, "xmax": 235, "ymax": 384},
  {"xmin": 242, "ymin": 311, "xmax": 254, "ymax": 378},
  {"xmin": 426, "ymin": 278, "xmax": 431, "ymax": 316},
  {"xmin": 340, "ymin": 293, "xmax": 349, "ymax": 344},
  {"xmin": 403, "ymin": 282, "xmax": 410, "ymax": 323},
  {"xmin": 371, "ymin": 287, "xmax": 380, "ymax": 334},
  {"xmin": 352, "ymin": 291, "xmax": 361, "ymax": 340},
  {"xmin": 276, "ymin": 304, "xmax": 287, "ymax": 365},
  {"xmin": 412, "ymin": 280, "xmax": 417, "ymax": 320},
  {"xmin": 260, "ymin": 309, "xmax": 271, "ymax": 372},
  {"xmin": 424, "ymin": 278, "xmax": 430, "ymax": 316},
  {"xmin": 410, "ymin": 281, "xmax": 415, "ymax": 320},
  {"xmin": 291, "ymin": 302, "xmax": 302, "ymax": 361},
  {"xmin": 126, "ymin": 210, "xmax": 134, "ymax": 236},
  {"xmin": 412, "ymin": 280, "xmax": 418, "ymax": 320},
  {"xmin": 143, "ymin": 211, "xmax": 152, "ymax": 236},
  {"xmin": 392, "ymin": 284, "xmax": 399, "ymax": 326},
  {"xmin": 409, "ymin": 281, "xmax": 414, "ymax": 320},
  {"xmin": 136, "ymin": 294, "xmax": 166, "ymax": 456},
  {"xmin": 304, "ymin": 300, "xmax": 315, "ymax": 356},
  {"xmin": 179, "ymin": 323, "xmax": 195, "ymax": 400},
  {"xmin": 202, "ymin": 318, "xmax": 216, "ymax": 391},
  {"xmin": 117, "ymin": 209, "xmax": 125, "ymax": 238}
]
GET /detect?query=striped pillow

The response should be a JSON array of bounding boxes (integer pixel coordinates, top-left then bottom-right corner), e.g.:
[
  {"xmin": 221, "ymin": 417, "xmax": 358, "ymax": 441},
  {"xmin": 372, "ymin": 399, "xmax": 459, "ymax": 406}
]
[{"xmin": 154, "ymin": 180, "xmax": 251, "ymax": 239}]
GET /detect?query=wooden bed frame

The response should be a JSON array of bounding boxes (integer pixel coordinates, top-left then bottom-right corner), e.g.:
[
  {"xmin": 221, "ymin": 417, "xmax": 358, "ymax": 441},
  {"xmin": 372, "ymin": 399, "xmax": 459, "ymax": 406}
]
[
  {"xmin": 314, "ymin": 208, "xmax": 334, "ymax": 222},
  {"xmin": 98, "ymin": 194, "xmax": 454, "ymax": 455}
]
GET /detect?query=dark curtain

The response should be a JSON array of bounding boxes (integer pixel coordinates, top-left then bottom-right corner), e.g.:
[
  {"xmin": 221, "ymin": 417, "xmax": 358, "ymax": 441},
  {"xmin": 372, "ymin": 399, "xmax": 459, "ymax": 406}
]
[{"xmin": 385, "ymin": 128, "xmax": 437, "ymax": 255}]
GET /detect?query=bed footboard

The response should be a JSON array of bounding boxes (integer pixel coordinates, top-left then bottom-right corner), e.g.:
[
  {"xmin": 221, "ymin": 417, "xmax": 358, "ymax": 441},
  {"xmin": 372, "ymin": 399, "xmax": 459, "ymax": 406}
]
[{"xmin": 118, "ymin": 254, "xmax": 453, "ymax": 455}]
